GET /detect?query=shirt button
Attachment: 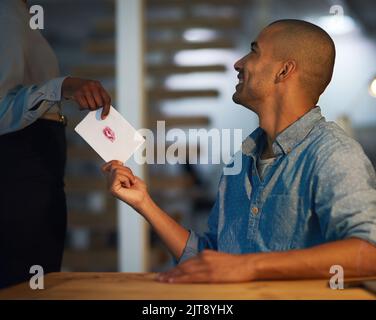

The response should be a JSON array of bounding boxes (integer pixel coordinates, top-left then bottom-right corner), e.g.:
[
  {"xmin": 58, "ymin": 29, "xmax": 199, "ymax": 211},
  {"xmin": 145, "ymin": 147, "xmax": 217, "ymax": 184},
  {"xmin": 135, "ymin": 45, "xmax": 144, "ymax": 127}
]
[{"xmin": 251, "ymin": 207, "xmax": 259, "ymax": 215}]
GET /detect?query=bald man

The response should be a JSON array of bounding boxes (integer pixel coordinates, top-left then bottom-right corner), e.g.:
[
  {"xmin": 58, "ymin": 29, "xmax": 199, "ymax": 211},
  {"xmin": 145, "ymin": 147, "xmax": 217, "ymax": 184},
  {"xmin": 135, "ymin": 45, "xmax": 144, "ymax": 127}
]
[{"xmin": 103, "ymin": 19, "xmax": 376, "ymax": 283}]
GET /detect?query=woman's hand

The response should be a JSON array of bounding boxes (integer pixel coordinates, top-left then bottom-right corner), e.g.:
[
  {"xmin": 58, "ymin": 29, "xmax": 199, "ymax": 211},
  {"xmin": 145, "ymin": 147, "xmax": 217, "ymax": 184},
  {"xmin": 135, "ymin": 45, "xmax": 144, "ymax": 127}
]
[
  {"xmin": 62, "ymin": 77, "xmax": 111, "ymax": 119},
  {"xmin": 101, "ymin": 160, "xmax": 149, "ymax": 213}
]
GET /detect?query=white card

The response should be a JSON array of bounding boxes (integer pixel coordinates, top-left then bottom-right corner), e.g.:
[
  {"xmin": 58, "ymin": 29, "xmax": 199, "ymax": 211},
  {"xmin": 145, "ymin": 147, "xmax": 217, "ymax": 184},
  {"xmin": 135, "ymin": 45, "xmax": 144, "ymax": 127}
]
[{"xmin": 74, "ymin": 106, "xmax": 145, "ymax": 163}]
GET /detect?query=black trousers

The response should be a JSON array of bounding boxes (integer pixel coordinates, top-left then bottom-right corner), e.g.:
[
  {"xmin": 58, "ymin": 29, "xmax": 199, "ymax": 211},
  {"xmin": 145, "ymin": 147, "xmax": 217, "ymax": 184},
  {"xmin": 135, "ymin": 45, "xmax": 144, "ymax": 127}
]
[{"xmin": 0, "ymin": 119, "xmax": 67, "ymax": 288}]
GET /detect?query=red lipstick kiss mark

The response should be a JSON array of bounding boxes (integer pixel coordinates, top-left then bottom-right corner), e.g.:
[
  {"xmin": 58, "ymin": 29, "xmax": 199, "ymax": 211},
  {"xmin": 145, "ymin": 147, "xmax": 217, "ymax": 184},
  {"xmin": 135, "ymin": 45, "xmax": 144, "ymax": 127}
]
[{"xmin": 103, "ymin": 126, "xmax": 116, "ymax": 142}]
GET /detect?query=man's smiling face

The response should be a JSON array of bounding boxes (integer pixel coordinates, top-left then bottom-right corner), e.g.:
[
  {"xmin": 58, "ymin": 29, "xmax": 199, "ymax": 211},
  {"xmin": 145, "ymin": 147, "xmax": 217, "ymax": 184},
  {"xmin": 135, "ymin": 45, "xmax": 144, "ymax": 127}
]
[{"xmin": 232, "ymin": 28, "xmax": 279, "ymax": 113}]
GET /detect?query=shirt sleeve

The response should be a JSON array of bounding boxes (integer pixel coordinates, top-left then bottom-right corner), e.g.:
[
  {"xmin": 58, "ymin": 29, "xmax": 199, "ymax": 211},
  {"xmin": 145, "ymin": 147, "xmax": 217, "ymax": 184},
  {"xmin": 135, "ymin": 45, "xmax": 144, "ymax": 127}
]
[
  {"xmin": 176, "ymin": 178, "xmax": 223, "ymax": 264},
  {"xmin": 0, "ymin": 18, "xmax": 67, "ymax": 135},
  {"xmin": 0, "ymin": 78, "xmax": 67, "ymax": 135},
  {"xmin": 314, "ymin": 141, "xmax": 376, "ymax": 246}
]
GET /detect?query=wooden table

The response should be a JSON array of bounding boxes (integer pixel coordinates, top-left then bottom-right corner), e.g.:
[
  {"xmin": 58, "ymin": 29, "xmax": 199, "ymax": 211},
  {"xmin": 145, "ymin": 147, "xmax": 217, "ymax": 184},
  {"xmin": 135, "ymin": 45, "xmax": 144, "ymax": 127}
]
[{"xmin": 0, "ymin": 273, "xmax": 375, "ymax": 300}]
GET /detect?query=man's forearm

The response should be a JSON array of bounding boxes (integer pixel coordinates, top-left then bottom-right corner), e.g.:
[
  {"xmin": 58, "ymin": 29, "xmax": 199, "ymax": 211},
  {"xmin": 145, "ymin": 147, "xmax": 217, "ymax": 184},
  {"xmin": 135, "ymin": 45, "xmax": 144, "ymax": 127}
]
[
  {"xmin": 249, "ymin": 238, "xmax": 376, "ymax": 280},
  {"xmin": 139, "ymin": 196, "xmax": 190, "ymax": 260}
]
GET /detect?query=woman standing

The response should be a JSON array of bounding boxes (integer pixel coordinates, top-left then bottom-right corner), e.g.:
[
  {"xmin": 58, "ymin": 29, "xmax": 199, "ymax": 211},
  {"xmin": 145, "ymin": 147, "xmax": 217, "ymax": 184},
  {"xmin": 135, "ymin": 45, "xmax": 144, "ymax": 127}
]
[{"xmin": 0, "ymin": 0, "xmax": 111, "ymax": 288}]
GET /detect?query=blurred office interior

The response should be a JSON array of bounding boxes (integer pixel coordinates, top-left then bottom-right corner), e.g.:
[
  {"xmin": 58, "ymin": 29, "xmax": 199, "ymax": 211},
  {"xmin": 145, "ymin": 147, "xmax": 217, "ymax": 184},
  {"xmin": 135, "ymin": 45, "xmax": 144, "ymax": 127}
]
[{"xmin": 28, "ymin": 0, "xmax": 376, "ymax": 272}]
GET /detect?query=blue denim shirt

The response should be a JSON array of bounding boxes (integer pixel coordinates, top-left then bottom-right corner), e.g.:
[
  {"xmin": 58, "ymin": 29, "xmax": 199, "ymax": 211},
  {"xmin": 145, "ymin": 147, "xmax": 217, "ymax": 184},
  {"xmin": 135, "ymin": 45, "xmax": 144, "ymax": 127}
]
[{"xmin": 179, "ymin": 106, "xmax": 376, "ymax": 263}]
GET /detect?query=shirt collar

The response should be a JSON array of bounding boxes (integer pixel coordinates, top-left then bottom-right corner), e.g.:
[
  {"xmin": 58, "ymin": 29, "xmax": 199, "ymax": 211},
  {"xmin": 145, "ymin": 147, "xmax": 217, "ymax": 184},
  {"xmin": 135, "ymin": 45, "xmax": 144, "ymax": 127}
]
[{"xmin": 242, "ymin": 106, "xmax": 324, "ymax": 158}]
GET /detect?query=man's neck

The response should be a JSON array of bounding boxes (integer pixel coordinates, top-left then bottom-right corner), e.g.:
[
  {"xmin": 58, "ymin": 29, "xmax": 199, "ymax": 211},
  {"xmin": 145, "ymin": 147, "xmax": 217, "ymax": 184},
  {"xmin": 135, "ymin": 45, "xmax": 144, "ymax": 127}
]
[
  {"xmin": 258, "ymin": 101, "xmax": 314, "ymax": 160},
  {"xmin": 260, "ymin": 135, "xmax": 275, "ymax": 160}
]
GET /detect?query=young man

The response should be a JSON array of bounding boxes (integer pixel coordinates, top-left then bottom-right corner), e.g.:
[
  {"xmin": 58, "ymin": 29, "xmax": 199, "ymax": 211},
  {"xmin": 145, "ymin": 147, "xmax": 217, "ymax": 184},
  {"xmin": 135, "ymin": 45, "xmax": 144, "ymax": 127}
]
[{"xmin": 103, "ymin": 19, "xmax": 376, "ymax": 283}]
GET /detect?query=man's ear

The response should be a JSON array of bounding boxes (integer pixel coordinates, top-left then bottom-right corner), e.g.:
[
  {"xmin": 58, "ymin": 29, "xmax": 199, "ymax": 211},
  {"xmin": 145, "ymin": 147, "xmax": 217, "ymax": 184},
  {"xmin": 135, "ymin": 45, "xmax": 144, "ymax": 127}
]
[{"xmin": 275, "ymin": 60, "xmax": 296, "ymax": 83}]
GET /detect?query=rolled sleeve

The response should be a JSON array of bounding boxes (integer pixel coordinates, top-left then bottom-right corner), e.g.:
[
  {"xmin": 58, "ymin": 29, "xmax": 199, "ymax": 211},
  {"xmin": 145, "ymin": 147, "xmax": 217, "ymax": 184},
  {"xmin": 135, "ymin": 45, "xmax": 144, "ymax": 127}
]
[
  {"xmin": 37, "ymin": 76, "xmax": 66, "ymax": 102},
  {"xmin": 176, "ymin": 230, "xmax": 202, "ymax": 264},
  {"xmin": 0, "ymin": 76, "xmax": 67, "ymax": 135},
  {"xmin": 314, "ymin": 142, "xmax": 376, "ymax": 246}
]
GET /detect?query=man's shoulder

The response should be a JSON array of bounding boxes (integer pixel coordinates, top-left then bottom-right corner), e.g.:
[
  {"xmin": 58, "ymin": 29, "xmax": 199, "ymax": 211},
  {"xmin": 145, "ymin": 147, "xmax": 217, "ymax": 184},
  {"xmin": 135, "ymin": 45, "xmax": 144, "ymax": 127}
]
[
  {"xmin": 308, "ymin": 120, "xmax": 371, "ymax": 172},
  {"xmin": 309, "ymin": 120, "xmax": 363, "ymax": 154}
]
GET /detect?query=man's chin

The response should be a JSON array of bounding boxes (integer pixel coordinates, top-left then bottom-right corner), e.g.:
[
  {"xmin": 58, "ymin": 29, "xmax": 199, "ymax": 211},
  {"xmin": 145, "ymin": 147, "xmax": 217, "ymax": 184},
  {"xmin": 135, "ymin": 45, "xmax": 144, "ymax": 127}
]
[
  {"xmin": 232, "ymin": 92, "xmax": 242, "ymax": 105},
  {"xmin": 232, "ymin": 93, "xmax": 257, "ymax": 112}
]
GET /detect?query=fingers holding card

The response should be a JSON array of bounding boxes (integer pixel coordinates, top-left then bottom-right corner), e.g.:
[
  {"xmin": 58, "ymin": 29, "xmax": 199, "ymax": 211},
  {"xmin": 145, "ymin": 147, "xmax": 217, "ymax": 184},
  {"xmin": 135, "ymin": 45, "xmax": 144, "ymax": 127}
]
[{"xmin": 74, "ymin": 106, "xmax": 145, "ymax": 163}]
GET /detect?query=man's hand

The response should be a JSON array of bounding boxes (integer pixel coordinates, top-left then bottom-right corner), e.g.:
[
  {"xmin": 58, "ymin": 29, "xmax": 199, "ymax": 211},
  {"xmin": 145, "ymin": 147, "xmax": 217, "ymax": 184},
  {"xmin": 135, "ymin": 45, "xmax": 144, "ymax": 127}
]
[
  {"xmin": 102, "ymin": 160, "xmax": 150, "ymax": 212},
  {"xmin": 157, "ymin": 250, "xmax": 257, "ymax": 283},
  {"xmin": 62, "ymin": 77, "xmax": 111, "ymax": 119},
  {"xmin": 103, "ymin": 160, "xmax": 191, "ymax": 260},
  {"xmin": 156, "ymin": 239, "xmax": 376, "ymax": 284}
]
